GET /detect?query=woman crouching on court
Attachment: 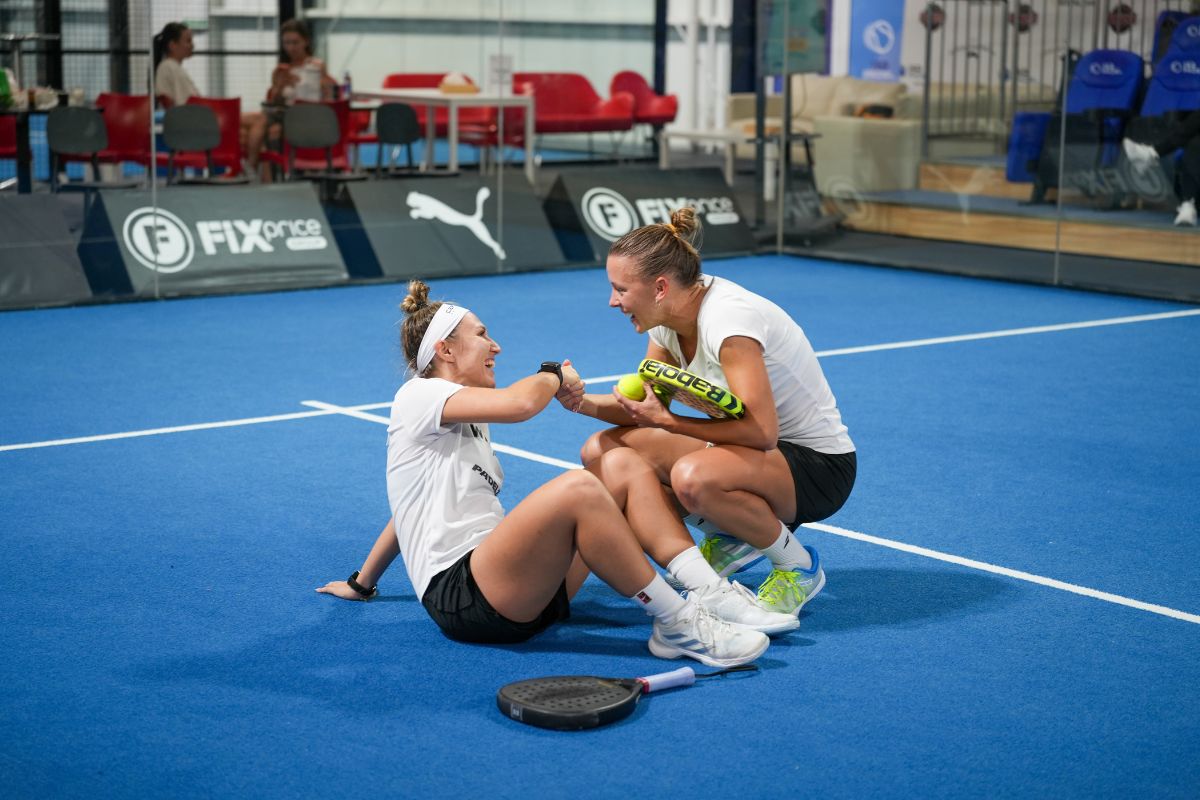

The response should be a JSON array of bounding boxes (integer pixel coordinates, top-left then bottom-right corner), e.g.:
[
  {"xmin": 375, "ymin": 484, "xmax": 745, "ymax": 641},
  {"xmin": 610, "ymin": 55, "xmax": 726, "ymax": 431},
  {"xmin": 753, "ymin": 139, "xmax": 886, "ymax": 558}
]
[
  {"xmin": 571, "ymin": 208, "xmax": 856, "ymax": 619},
  {"xmin": 317, "ymin": 280, "xmax": 771, "ymax": 667}
]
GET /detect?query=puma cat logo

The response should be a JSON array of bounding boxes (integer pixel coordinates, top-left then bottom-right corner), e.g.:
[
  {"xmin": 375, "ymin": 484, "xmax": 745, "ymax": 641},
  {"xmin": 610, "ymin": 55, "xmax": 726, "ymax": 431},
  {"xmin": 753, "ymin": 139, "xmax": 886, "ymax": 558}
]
[{"xmin": 407, "ymin": 187, "xmax": 506, "ymax": 260}]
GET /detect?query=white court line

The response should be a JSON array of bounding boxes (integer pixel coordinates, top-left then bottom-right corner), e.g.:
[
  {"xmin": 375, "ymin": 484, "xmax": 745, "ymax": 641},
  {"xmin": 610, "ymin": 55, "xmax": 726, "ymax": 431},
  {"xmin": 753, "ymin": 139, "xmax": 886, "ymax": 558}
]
[
  {"xmin": 579, "ymin": 308, "xmax": 1200, "ymax": 385},
  {"xmin": 5, "ymin": 307, "xmax": 1198, "ymax": 452},
  {"xmin": 306, "ymin": 400, "xmax": 1200, "ymax": 627},
  {"xmin": 804, "ymin": 522, "xmax": 1200, "ymax": 626},
  {"xmin": 300, "ymin": 400, "xmax": 583, "ymax": 471},
  {"xmin": 0, "ymin": 402, "xmax": 391, "ymax": 453}
]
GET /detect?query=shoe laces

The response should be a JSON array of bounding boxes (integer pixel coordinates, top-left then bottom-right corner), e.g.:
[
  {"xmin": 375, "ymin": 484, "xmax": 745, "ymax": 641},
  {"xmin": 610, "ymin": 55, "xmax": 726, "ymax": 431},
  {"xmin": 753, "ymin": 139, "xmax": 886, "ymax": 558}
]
[
  {"xmin": 684, "ymin": 601, "xmax": 739, "ymax": 646},
  {"xmin": 698, "ymin": 534, "xmax": 724, "ymax": 563},
  {"xmin": 759, "ymin": 569, "xmax": 806, "ymax": 607}
]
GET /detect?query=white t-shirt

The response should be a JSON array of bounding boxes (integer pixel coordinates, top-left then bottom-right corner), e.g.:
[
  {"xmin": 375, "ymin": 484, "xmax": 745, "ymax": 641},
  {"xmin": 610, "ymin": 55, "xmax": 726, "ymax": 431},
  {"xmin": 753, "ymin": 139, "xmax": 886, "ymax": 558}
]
[
  {"xmin": 386, "ymin": 377, "xmax": 505, "ymax": 599},
  {"xmin": 648, "ymin": 274, "xmax": 854, "ymax": 454},
  {"xmin": 282, "ymin": 58, "xmax": 324, "ymax": 104},
  {"xmin": 155, "ymin": 58, "xmax": 199, "ymax": 107}
]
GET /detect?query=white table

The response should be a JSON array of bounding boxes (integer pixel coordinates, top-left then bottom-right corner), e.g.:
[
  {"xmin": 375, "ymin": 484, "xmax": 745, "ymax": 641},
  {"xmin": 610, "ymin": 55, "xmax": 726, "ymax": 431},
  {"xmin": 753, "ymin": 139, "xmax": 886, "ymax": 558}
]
[
  {"xmin": 659, "ymin": 127, "xmax": 793, "ymax": 200},
  {"xmin": 352, "ymin": 88, "xmax": 537, "ymax": 183}
]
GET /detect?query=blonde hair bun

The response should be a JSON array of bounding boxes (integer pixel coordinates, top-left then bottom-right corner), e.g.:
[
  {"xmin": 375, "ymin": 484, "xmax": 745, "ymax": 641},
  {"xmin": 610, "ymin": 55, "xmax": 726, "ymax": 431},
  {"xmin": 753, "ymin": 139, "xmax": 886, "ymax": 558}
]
[
  {"xmin": 400, "ymin": 279, "xmax": 431, "ymax": 314},
  {"xmin": 669, "ymin": 207, "xmax": 699, "ymax": 240}
]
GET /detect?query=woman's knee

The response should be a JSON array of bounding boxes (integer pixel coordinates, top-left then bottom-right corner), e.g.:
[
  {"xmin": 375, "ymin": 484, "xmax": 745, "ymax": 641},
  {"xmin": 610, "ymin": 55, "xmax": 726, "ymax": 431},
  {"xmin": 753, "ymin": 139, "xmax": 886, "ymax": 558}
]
[
  {"xmin": 596, "ymin": 446, "xmax": 655, "ymax": 481},
  {"xmin": 557, "ymin": 468, "xmax": 610, "ymax": 507},
  {"xmin": 669, "ymin": 454, "xmax": 720, "ymax": 512},
  {"xmin": 580, "ymin": 428, "xmax": 626, "ymax": 466}
]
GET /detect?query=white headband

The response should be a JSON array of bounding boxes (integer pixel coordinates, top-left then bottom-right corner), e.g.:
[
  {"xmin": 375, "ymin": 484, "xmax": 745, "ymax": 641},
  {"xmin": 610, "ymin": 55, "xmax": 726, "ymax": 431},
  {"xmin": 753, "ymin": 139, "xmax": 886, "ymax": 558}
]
[{"xmin": 416, "ymin": 303, "xmax": 470, "ymax": 375}]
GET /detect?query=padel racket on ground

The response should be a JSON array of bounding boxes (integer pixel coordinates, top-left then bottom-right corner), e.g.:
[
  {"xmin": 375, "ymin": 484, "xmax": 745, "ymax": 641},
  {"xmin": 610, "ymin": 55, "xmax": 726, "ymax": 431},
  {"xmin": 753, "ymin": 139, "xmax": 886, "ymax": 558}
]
[
  {"xmin": 497, "ymin": 664, "xmax": 757, "ymax": 731},
  {"xmin": 637, "ymin": 358, "xmax": 747, "ymax": 419}
]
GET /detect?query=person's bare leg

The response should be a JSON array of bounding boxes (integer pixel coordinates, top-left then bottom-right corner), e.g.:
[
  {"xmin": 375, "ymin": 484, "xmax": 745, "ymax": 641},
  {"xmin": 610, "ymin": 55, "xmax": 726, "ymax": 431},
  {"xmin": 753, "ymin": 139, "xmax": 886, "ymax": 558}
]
[
  {"xmin": 580, "ymin": 425, "xmax": 706, "ymax": 483},
  {"xmin": 670, "ymin": 445, "xmax": 797, "ymax": 549},
  {"xmin": 470, "ymin": 470, "xmax": 656, "ymax": 622},
  {"xmin": 586, "ymin": 446, "xmax": 694, "ymax": 566},
  {"xmin": 241, "ymin": 112, "xmax": 267, "ymax": 173}
]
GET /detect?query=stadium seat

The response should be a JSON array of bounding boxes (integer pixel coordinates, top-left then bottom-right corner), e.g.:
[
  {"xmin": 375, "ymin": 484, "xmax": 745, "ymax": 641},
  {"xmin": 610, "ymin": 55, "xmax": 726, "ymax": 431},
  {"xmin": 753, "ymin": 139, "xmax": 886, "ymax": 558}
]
[
  {"xmin": 1030, "ymin": 49, "xmax": 1144, "ymax": 202},
  {"xmin": 1165, "ymin": 14, "xmax": 1200, "ymax": 55},
  {"xmin": 1151, "ymin": 11, "xmax": 1192, "ymax": 65},
  {"xmin": 1119, "ymin": 51, "xmax": 1200, "ymax": 202}
]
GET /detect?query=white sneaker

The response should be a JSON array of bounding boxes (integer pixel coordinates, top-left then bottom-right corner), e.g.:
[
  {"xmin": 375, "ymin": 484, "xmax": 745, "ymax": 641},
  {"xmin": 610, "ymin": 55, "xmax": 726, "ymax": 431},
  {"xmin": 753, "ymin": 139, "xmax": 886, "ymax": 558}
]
[
  {"xmin": 1122, "ymin": 138, "xmax": 1159, "ymax": 175},
  {"xmin": 691, "ymin": 579, "xmax": 800, "ymax": 635},
  {"xmin": 649, "ymin": 597, "xmax": 769, "ymax": 668},
  {"xmin": 1174, "ymin": 199, "xmax": 1197, "ymax": 227}
]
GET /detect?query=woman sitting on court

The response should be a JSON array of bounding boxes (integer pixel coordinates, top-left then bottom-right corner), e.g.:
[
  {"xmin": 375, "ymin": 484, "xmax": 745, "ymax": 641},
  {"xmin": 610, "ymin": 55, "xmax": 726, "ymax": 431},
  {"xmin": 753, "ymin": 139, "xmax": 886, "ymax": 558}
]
[
  {"xmin": 317, "ymin": 280, "xmax": 773, "ymax": 667},
  {"xmin": 569, "ymin": 208, "xmax": 857, "ymax": 619},
  {"xmin": 152, "ymin": 21, "xmax": 267, "ymax": 178}
]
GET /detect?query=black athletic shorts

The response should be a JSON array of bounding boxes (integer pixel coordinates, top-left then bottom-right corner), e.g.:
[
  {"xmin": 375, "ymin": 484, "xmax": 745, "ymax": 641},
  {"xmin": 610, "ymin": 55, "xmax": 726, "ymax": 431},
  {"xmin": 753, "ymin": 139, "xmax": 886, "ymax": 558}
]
[
  {"xmin": 777, "ymin": 442, "xmax": 857, "ymax": 530},
  {"xmin": 421, "ymin": 549, "xmax": 570, "ymax": 645}
]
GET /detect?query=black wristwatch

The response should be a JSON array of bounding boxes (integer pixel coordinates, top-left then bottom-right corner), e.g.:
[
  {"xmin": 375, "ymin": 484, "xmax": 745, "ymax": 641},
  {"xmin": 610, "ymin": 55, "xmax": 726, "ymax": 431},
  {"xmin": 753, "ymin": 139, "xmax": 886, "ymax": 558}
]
[
  {"xmin": 538, "ymin": 361, "xmax": 564, "ymax": 387},
  {"xmin": 347, "ymin": 570, "xmax": 378, "ymax": 599}
]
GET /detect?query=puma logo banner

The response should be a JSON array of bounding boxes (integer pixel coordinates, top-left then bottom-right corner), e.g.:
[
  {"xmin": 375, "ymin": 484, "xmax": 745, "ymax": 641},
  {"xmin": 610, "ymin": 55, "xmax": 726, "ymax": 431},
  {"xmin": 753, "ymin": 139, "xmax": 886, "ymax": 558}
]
[
  {"xmin": 408, "ymin": 187, "xmax": 506, "ymax": 260},
  {"xmin": 346, "ymin": 180, "xmax": 565, "ymax": 278}
]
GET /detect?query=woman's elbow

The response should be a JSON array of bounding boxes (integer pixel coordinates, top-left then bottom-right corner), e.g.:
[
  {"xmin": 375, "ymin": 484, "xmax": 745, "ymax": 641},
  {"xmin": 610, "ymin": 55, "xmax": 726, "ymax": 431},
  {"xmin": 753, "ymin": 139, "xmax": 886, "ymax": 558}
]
[{"xmin": 510, "ymin": 396, "xmax": 545, "ymax": 422}]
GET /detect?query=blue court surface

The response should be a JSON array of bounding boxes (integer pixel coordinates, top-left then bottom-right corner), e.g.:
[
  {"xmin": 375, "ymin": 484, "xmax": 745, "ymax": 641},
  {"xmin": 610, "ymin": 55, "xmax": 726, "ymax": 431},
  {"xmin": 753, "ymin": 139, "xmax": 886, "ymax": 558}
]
[{"xmin": 2, "ymin": 255, "xmax": 1198, "ymax": 798}]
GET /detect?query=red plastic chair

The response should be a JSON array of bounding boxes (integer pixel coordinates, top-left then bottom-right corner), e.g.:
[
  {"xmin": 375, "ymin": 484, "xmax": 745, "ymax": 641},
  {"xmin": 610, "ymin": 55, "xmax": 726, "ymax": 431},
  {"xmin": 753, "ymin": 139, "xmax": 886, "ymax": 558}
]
[
  {"xmin": 458, "ymin": 82, "xmax": 532, "ymax": 151},
  {"xmin": 610, "ymin": 71, "xmax": 678, "ymax": 126},
  {"xmin": 0, "ymin": 115, "xmax": 16, "ymax": 160},
  {"xmin": 55, "ymin": 93, "xmax": 152, "ymax": 177},
  {"xmin": 511, "ymin": 72, "xmax": 634, "ymax": 134},
  {"xmin": 152, "ymin": 96, "xmax": 244, "ymax": 177},
  {"xmin": 96, "ymin": 92, "xmax": 153, "ymax": 167}
]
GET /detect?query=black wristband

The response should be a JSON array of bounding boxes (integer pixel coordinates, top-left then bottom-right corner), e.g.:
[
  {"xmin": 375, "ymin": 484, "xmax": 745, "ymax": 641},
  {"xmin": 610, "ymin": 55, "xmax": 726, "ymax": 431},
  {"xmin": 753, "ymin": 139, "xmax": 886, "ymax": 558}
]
[
  {"xmin": 347, "ymin": 570, "xmax": 378, "ymax": 599},
  {"xmin": 538, "ymin": 361, "xmax": 564, "ymax": 387}
]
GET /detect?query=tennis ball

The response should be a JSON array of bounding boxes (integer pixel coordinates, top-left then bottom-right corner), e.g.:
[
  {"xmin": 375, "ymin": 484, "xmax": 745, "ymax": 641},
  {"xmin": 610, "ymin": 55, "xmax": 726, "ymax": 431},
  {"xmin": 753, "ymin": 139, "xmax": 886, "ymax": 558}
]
[{"xmin": 617, "ymin": 374, "xmax": 646, "ymax": 401}]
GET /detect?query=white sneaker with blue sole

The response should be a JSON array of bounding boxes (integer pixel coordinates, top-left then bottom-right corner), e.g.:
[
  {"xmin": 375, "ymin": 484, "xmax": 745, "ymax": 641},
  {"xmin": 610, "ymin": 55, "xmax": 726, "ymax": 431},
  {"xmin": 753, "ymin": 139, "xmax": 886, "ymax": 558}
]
[{"xmin": 648, "ymin": 597, "xmax": 769, "ymax": 668}]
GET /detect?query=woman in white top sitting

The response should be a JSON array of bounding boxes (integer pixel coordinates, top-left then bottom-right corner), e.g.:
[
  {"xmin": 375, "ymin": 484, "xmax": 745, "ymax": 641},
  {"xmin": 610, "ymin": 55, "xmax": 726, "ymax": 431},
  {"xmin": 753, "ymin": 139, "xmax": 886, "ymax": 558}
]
[
  {"xmin": 153, "ymin": 23, "xmax": 198, "ymax": 109},
  {"xmin": 317, "ymin": 280, "xmax": 790, "ymax": 667},
  {"xmin": 152, "ymin": 21, "xmax": 267, "ymax": 178},
  {"xmin": 265, "ymin": 20, "xmax": 334, "ymax": 109}
]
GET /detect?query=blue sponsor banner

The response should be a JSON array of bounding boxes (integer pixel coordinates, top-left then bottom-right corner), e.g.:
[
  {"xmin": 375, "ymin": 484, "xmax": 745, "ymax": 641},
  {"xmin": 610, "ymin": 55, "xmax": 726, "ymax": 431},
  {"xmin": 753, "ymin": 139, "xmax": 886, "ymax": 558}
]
[{"xmin": 849, "ymin": 0, "xmax": 904, "ymax": 82}]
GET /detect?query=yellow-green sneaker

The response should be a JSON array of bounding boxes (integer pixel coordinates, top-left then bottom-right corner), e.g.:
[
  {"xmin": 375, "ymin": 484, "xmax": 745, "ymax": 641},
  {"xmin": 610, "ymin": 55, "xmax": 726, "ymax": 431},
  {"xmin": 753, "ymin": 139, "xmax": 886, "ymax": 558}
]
[
  {"xmin": 698, "ymin": 532, "xmax": 765, "ymax": 578},
  {"xmin": 755, "ymin": 546, "xmax": 825, "ymax": 617}
]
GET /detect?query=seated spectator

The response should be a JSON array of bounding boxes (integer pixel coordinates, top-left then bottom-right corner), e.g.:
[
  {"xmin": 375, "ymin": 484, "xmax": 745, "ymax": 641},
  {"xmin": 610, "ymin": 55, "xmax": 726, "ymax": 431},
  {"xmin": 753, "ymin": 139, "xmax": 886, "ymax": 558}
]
[
  {"xmin": 1124, "ymin": 109, "xmax": 1200, "ymax": 227},
  {"xmin": 153, "ymin": 21, "xmax": 267, "ymax": 179},
  {"xmin": 266, "ymin": 19, "xmax": 336, "ymax": 108},
  {"xmin": 153, "ymin": 22, "xmax": 198, "ymax": 108},
  {"xmin": 259, "ymin": 18, "xmax": 338, "ymax": 180}
]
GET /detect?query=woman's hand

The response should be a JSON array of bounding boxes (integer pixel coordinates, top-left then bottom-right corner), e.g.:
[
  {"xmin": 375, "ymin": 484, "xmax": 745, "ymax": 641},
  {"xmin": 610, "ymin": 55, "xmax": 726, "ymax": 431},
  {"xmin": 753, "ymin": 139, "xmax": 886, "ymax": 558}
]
[
  {"xmin": 555, "ymin": 359, "xmax": 585, "ymax": 412},
  {"xmin": 315, "ymin": 580, "xmax": 369, "ymax": 601},
  {"xmin": 612, "ymin": 383, "xmax": 674, "ymax": 429}
]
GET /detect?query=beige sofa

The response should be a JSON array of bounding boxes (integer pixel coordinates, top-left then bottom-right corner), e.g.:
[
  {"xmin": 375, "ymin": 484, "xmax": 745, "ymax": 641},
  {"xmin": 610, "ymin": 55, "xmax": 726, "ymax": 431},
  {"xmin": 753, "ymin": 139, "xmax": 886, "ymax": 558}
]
[
  {"xmin": 727, "ymin": 75, "xmax": 1058, "ymax": 196},
  {"xmin": 727, "ymin": 74, "xmax": 921, "ymax": 195}
]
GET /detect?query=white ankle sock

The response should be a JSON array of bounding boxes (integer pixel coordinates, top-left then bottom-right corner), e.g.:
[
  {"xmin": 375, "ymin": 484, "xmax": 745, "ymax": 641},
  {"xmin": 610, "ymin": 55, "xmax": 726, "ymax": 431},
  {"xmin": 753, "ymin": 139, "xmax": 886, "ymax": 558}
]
[
  {"xmin": 629, "ymin": 573, "xmax": 688, "ymax": 623},
  {"xmin": 667, "ymin": 546, "xmax": 724, "ymax": 593},
  {"xmin": 762, "ymin": 521, "xmax": 812, "ymax": 571}
]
